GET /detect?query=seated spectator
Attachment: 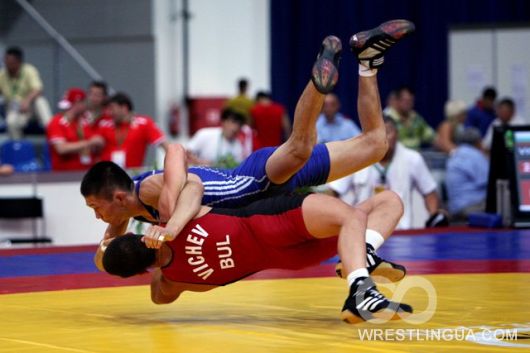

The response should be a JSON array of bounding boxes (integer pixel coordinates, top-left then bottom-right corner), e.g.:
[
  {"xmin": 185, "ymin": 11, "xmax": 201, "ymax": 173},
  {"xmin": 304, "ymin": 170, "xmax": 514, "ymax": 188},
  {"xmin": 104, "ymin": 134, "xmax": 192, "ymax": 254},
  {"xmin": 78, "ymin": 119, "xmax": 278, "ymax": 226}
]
[
  {"xmin": 47, "ymin": 88, "xmax": 104, "ymax": 171},
  {"xmin": 445, "ymin": 128, "xmax": 489, "ymax": 221},
  {"xmin": 385, "ymin": 86, "xmax": 435, "ymax": 149},
  {"xmin": 434, "ymin": 99, "xmax": 467, "ymax": 154},
  {"xmin": 466, "ymin": 86, "xmax": 497, "ymax": 137},
  {"xmin": 316, "ymin": 93, "xmax": 360, "ymax": 143},
  {"xmin": 86, "ymin": 80, "xmax": 111, "ymax": 126},
  {"xmin": 483, "ymin": 97, "xmax": 526, "ymax": 151},
  {"xmin": 98, "ymin": 92, "xmax": 168, "ymax": 169},
  {"xmin": 250, "ymin": 91, "xmax": 291, "ymax": 149},
  {"xmin": 328, "ymin": 116, "xmax": 447, "ymax": 229},
  {"xmin": 0, "ymin": 46, "xmax": 52, "ymax": 139},
  {"xmin": 187, "ymin": 108, "xmax": 247, "ymax": 168}
]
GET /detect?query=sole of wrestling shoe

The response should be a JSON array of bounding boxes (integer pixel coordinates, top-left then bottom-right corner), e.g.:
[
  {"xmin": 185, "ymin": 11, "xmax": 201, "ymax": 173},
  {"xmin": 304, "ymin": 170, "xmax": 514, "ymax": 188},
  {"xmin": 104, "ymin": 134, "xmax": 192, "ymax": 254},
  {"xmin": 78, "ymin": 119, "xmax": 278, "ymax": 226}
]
[
  {"xmin": 340, "ymin": 304, "xmax": 413, "ymax": 324},
  {"xmin": 350, "ymin": 19, "xmax": 415, "ymax": 69},
  {"xmin": 311, "ymin": 35, "xmax": 342, "ymax": 94}
]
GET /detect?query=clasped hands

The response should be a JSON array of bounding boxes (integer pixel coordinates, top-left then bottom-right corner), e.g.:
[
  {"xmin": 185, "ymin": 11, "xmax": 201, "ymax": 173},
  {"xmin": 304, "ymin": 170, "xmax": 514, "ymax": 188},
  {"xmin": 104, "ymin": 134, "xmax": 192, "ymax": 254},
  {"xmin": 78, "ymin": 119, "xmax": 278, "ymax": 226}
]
[{"xmin": 142, "ymin": 225, "xmax": 178, "ymax": 249}]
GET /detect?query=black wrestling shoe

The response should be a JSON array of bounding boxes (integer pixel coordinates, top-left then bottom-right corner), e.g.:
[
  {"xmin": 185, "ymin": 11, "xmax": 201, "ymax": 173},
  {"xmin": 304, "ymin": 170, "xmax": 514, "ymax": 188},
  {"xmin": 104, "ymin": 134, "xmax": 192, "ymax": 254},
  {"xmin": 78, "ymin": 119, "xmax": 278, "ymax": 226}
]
[
  {"xmin": 350, "ymin": 19, "xmax": 415, "ymax": 69},
  {"xmin": 341, "ymin": 276, "xmax": 413, "ymax": 324},
  {"xmin": 311, "ymin": 35, "xmax": 342, "ymax": 94},
  {"xmin": 335, "ymin": 244, "xmax": 406, "ymax": 282}
]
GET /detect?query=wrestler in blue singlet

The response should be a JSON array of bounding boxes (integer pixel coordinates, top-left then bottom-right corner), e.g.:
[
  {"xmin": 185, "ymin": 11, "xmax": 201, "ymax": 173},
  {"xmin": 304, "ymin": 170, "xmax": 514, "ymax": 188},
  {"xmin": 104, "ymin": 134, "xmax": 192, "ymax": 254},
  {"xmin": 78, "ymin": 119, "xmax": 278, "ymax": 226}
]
[{"xmin": 133, "ymin": 144, "xmax": 331, "ymax": 215}]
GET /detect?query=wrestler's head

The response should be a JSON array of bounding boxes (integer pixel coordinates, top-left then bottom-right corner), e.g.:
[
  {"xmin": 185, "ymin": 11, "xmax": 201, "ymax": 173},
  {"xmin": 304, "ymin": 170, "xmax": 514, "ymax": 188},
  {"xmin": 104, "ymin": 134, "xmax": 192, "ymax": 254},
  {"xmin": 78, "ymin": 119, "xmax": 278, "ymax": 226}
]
[
  {"xmin": 102, "ymin": 234, "xmax": 157, "ymax": 277},
  {"xmin": 81, "ymin": 161, "xmax": 134, "ymax": 225}
]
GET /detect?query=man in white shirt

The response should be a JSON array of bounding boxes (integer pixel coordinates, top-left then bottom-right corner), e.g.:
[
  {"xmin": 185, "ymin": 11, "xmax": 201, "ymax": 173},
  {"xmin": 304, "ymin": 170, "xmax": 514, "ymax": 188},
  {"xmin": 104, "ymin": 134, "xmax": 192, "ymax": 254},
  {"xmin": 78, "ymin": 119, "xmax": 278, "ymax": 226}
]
[
  {"xmin": 187, "ymin": 108, "xmax": 247, "ymax": 168},
  {"xmin": 329, "ymin": 117, "xmax": 446, "ymax": 229}
]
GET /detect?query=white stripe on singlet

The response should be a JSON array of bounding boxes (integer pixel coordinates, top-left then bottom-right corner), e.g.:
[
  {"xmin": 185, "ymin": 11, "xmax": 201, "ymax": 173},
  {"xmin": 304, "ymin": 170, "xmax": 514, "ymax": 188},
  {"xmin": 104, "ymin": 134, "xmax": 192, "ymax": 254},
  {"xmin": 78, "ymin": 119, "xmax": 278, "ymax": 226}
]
[{"xmin": 204, "ymin": 178, "xmax": 255, "ymax": 195}]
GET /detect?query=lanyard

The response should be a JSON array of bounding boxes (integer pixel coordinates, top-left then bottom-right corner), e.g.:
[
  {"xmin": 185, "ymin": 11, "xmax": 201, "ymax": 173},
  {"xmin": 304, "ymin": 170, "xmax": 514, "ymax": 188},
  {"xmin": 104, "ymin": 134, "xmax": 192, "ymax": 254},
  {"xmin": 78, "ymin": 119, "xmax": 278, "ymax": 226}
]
[{"xmin": 374, "ymin": 163, "xmax": 390, "ymax": 185}]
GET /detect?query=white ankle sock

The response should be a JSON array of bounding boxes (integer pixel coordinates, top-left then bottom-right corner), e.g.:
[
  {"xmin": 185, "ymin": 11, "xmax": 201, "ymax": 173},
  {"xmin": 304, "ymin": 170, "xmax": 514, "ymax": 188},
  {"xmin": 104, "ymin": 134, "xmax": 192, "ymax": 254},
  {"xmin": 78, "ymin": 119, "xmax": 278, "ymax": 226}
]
[
  {"xmin": 358, "ymin": 64, "xmax": 378, "ymax": 77},
  {"xmin": 347, "ymin": 268, "xmax": 369, "ymax": 287},
  {"xmin": 365, "ymin": 229, "xmax": 385, "ymax": 251}
]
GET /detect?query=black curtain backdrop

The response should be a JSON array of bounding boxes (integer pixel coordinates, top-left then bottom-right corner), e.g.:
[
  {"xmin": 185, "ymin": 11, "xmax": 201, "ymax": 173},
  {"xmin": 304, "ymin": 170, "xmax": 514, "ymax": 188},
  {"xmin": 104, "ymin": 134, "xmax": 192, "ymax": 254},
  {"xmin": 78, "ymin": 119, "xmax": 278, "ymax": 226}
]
[{"xmin": 270, "ymin": 0, "xmax": 530, "ymax": 129}]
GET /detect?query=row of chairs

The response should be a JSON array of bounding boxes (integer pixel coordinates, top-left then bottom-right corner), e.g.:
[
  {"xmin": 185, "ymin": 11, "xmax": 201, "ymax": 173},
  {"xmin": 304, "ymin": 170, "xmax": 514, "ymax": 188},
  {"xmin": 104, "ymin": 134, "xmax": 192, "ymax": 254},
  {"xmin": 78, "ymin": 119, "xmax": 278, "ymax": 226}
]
[{"xmin": 0, "ymin": 140, "xmax": 51, "ymax": 172}]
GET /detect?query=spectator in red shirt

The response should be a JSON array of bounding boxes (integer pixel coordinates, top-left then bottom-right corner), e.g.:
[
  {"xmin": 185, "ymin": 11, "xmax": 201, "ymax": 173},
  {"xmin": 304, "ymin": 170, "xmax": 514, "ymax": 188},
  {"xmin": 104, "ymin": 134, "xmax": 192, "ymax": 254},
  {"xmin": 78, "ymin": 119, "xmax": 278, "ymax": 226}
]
[
  {"xmin": 98, "ymin": 92, "xmax": 168, "ymax": 168},
  {"xmin": 46, "ymin": 88, "xmax": 104, "ymax": 171},
  {"xmin": 250, "ymin": 91, "xmax": 291, "ymax": 150}
]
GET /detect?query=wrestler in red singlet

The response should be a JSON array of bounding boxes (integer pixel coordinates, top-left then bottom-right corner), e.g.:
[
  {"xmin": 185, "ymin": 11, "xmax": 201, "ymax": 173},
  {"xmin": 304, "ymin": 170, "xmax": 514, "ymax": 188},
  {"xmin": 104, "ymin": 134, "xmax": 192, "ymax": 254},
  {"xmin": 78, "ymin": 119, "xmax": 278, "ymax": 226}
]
[{"xmin": 161, "ymin": 194, "xmax": 337, "ymax": 286}]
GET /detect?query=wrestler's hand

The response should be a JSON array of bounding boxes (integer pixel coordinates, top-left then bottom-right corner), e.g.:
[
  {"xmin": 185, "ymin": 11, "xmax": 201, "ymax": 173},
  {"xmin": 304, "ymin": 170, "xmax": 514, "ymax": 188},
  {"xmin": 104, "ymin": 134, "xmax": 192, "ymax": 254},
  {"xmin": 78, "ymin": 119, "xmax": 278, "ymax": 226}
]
[{"xmin": 142, "ymin": 225, "xmax": 178, "ymax": 249}]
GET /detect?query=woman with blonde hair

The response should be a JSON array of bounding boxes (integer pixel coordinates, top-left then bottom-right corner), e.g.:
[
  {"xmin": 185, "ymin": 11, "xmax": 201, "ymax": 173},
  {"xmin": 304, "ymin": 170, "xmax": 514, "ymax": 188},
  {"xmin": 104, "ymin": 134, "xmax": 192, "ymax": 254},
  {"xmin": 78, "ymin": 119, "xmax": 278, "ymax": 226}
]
[{"xmin": 434, "ymin": 99, "xmax": 467, "ymax": 154}]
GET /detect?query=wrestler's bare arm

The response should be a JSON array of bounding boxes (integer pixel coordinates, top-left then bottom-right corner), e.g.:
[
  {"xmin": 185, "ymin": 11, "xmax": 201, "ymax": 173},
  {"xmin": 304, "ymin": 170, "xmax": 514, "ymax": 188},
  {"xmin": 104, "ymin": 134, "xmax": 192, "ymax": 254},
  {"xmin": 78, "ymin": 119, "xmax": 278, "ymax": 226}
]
[
  {"xmin": 150, "ymin": 268, "xmax": 216, "ymax": 304},
  {"xmin": 158, "ymin": 144, "xmax": 189, "ymax": 221},
  {"xmin": 143, "ymin": 180, "xmax": 204, "ymax": 248}
]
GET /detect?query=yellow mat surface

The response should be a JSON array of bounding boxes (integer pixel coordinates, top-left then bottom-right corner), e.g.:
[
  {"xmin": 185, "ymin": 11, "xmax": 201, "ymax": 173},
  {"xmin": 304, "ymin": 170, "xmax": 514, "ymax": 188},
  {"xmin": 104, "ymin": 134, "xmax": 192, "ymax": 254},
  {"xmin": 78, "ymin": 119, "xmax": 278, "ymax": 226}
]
[{"xmin": 1, "ymin": 273, "xmax": 529, "ymax": 353}]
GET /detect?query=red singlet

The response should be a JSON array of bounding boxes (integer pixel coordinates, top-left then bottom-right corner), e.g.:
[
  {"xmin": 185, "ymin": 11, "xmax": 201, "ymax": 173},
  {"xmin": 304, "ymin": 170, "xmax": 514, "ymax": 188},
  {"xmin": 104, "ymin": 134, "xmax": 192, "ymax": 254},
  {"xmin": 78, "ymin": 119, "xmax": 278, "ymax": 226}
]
[{"xmin": 161, "ymin": 194, "xmax": 337, "ymax": 285}]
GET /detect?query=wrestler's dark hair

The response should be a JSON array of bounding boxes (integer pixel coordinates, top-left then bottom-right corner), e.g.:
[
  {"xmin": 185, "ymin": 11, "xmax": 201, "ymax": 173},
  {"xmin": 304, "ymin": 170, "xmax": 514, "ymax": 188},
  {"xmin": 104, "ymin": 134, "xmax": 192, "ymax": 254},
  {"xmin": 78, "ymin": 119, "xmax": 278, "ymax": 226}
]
[
  {"xmin": 102, "ymin": 234, "xmax": 157, "ymax": 278},
  {"xmin": 80, "ymin": 161, "xmax": 134, "ymax": 200}
]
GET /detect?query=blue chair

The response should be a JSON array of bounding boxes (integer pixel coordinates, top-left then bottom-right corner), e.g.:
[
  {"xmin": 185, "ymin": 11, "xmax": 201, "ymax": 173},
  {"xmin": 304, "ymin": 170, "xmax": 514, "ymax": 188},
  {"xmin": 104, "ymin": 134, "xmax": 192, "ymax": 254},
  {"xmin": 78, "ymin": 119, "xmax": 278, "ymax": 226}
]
[{"xmin": 0, "ymin": 140, "xmax": 41, "ymax": 172}]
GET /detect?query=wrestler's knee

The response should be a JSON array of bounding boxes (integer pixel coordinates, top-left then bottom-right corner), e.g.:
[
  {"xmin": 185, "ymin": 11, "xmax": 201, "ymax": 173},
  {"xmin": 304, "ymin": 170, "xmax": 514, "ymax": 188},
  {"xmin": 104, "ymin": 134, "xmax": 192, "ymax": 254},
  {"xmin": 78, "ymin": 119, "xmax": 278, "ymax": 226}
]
[
  {"xmin": 283, "ymin": 137, "xmax": 314, "ymax": 165},
  {"xmin": 363, "ymin": 129, "xmax": 388, "ymax": 162},
  {"xmin": 379, "ymin": 190, "xmax": 404, "ymax": 218}
]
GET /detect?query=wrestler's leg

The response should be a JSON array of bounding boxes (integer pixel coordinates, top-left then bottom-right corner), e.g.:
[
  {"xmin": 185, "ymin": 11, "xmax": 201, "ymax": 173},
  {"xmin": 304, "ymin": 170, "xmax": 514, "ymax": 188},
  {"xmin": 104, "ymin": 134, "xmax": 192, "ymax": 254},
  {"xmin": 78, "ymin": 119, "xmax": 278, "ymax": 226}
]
[
  {"xmin": 335, "ymin": 190, "xmax": 407, "ymax": 281},
  {"xmin": 355, "ymin": 190, "xmax": 404, "ymax": 243},
  {"xmin": 325, "ymin": 75, "xmax": 387, "ymax": 181},
  {"xmin": 301, "ymin": 193, "xmax": 412, "ymax": 323},
  {"xmin": 325, "ymin": 19, "xmax": 416, "ymax": 182},
  {"xmin": 265, "ymin": 36, "xmax": 341, "ymax": 184},
  {"xmin": 283, "ymin": 74, "xmax": 385, "ymax": 189}
]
